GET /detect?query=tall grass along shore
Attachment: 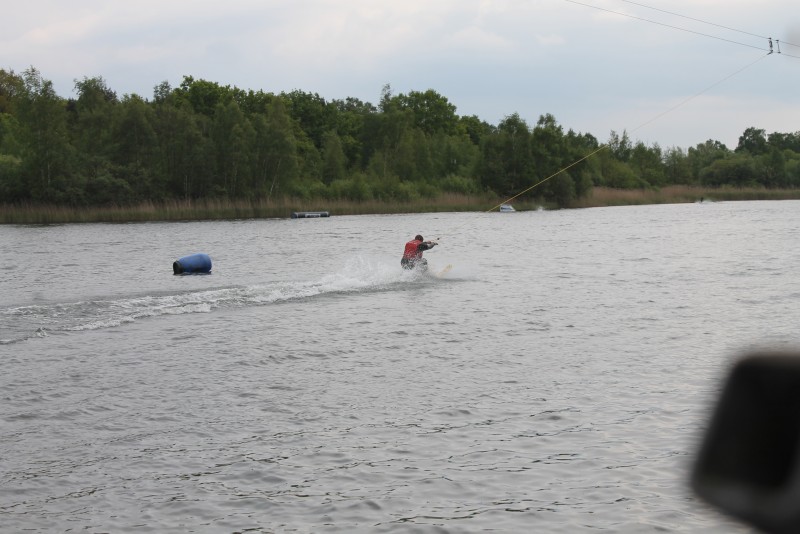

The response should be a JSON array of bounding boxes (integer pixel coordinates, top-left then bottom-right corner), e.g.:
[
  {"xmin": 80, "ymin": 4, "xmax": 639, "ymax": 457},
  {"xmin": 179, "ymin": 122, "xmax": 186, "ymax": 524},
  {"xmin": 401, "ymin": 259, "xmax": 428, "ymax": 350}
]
[{"xmin": 3, "ymin": 187, "xmax": 800, "ymax": 225}]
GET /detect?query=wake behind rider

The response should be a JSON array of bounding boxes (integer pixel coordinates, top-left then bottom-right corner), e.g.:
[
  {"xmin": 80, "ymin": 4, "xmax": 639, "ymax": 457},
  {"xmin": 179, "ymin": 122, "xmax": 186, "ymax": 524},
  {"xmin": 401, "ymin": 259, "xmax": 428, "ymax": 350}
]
[{"xmin": 401, "ymin": 234, "xmax": 437, "ymax": 271}]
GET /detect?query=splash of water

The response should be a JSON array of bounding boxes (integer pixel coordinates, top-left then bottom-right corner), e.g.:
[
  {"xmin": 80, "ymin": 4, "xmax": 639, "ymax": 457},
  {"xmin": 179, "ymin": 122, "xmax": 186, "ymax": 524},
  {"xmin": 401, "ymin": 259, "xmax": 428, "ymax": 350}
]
[{"xmin": 0, "ymin": 256, "xmax": 440, "ymax": 344}]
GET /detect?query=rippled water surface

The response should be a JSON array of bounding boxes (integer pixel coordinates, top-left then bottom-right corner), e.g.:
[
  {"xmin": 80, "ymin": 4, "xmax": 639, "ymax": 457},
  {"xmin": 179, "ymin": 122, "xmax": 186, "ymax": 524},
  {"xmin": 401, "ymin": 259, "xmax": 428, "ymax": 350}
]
[{"xmin": 3, "ymin": 200, "xmax": 799, "ymax": 532}]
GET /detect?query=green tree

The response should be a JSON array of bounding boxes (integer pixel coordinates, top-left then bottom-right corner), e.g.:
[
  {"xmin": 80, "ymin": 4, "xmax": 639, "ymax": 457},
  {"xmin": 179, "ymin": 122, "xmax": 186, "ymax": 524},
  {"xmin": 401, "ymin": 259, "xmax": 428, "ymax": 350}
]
[
  {"xmin": 608, "ymin": 130, "xmax": 633, "ymax": 162},
  {"xmin": 282, "ymin": 90, "xmax": 337, "ymax": 150},
  {"xmin": 768, "ymin": 131, "xmax": 800, "ymax": 153},
  {"xmin": 175, "ymin": 76, "xmax": 233, "ymax": 117},
  {"xmin": 0, "ymin": 114, "xmax": 23, "ymax": 201},
  {"xmin": 700, "ymin": 153, "xmax": 757, "ymax": 187},
  {"xmin": 253, "ymin": 98, "xmax": 298, "ymax": 198},
  {"xmin": 15, "ymin": 67, "xmax": 74, "ymax": 202},
  {"xmin": 361, "ymin": 103, "xmax": 414, "ymax": 180},
  {"xmin": 211, "ymin": 100, "xmax": 255, "ymax": 197},
  {"xmin": 564, "ymin": 129, "xmax": 600, "ymax": 195},
  {"xmin": 378, "ymin": 83, "xmax": 394, "ymax": 113},
  {"xmin": 758, "ymin": 147, "xmax": 787, "ymax": 187},
  {"xmin": 687, "ymin": 140, "xmax": 729, "ymax": 183},
  {"xmin": 0, "ymin": 69, "xmax": 24, "ymax": 114},
  {"xmin": 321, "ymin": 130, "xmax": 347, "ymax": 184},
  {"xmin": 112, "ymin": 94, "xmax": 159, "ymax": 201},
  {"xmin": 153, "ymin": 94, "xmax": 210, "ymax": 199},
  {"xmin": 736, "ymin": 127, "xmax": 768, "ymax": 155},
  {"xmin": 662, "ymin": 146, "xmax": 691, "ymax": 184},
  {"xmin": 550, "ymin": 172, "xmax": 576, "ymax": 207},
  {"xmin": 458, "ymin": 114, "xmax": 493, "ymax": 146},
  {"xmin": 532, "ymin": 114, "xmax": 573, "ymax": 201},
  {"xmin": 394, "ymin": 89, "xmax": 458, "ymax": 136},
  {"xmin": 392, "ymin": 128, "xmax": 432, "ymax": 182},
  {"xmin": 429, "ymin": 131, "xmax": 479, "ymax": 180},
  {"xmin": 71, "ymin": 76, "xmax": 118, "ymax": 202},
  {"xmin": 595, "ymin": 149, "xmax": 639, "ymax": 188},
  {"xmin": 629, "ymin": 142, "xmax": 665, "ymax": 187},
  {"xmin": 785, "ymin": 154, "xmax": 800, "ymax": 188},
  {"xmin": 238, "ymin": 88, "xmax": 277, "ymax": 116},
  {"xmin": 478, "ymin": 113, "xmax": 533, "ymax": 195},
  {"xmin": 331, "ymin": 96, "xmax": 374, "ymax": 168}
]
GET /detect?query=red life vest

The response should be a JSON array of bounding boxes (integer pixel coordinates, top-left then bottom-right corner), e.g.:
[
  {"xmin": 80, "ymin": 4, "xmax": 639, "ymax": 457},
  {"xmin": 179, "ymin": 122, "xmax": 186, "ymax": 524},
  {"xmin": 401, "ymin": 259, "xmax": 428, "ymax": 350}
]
[{"xmin": 403, "ymin": 239, "xmax": 423, "ymax": 260}]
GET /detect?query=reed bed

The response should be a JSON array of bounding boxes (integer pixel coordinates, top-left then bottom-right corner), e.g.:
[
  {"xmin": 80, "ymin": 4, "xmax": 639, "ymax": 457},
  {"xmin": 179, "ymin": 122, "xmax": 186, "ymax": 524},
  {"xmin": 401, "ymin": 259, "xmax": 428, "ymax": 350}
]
[
  {"xmin": 4, "ymin": 187, "xmax": 800, "ymax": 224},
  {"xmin": 568, "ymin": 186, "xmax": 800, "ymax": 209},
  {"xmin": 0, "ymin": 194, "xmax": 498, "ymax": 225}
]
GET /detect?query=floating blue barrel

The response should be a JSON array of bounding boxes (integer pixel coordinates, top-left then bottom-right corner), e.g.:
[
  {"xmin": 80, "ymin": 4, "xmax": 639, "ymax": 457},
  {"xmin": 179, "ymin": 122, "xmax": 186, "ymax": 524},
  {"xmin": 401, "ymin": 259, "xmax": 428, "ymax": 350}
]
[
  {"xmin": 291, "ymin": 211, "xmax": 330, "ymax": 218},
  {"xmin": 173, "ymin": 253, "xmax": 212, "ymax": 274}
]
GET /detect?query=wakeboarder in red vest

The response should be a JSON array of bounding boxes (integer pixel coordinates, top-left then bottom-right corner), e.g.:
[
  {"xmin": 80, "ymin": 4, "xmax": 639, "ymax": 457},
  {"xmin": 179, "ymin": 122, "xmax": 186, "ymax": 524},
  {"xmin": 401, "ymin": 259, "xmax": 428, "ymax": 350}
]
[{"xmin": 401, "ymin": 235, "xmax": 437, "ymax": 270}]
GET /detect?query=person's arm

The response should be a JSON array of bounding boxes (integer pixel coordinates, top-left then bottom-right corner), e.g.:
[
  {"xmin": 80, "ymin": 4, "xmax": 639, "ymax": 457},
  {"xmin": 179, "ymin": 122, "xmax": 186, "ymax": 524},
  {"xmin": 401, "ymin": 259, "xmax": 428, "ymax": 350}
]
[{"xmin": 418, "ymin": 241, "xmax": 437, "ymax": 251}]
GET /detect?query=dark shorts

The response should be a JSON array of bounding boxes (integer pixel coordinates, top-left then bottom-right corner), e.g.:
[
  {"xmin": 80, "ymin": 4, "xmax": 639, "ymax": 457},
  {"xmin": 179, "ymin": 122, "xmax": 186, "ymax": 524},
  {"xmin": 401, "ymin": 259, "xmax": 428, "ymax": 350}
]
[{"xmin": 401, "ymin": 258, "xmax": 427, "ymax": 270}]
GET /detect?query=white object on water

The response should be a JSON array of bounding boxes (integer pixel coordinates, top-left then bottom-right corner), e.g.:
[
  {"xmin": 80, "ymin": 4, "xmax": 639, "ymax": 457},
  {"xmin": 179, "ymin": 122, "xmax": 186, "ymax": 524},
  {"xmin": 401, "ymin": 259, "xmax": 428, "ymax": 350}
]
[{"xmin": 435, "ymin": 264, "xmax": 453, "ymax": 278}]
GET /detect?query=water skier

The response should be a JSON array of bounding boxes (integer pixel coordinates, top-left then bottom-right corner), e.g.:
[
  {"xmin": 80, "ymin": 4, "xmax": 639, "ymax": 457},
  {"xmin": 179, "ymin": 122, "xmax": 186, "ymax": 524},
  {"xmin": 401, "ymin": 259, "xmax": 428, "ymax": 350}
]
[{"xmin": 401, "ymin": 235, "xmax": 438, "ymax": 271}]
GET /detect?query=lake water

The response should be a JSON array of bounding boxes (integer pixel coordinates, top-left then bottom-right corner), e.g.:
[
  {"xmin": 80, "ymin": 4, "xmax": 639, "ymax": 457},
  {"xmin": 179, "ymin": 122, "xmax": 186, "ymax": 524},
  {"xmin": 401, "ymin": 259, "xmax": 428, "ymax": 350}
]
[{"xmin": 2, "ymin": 200, "xmax": 798, "ymax": 532}]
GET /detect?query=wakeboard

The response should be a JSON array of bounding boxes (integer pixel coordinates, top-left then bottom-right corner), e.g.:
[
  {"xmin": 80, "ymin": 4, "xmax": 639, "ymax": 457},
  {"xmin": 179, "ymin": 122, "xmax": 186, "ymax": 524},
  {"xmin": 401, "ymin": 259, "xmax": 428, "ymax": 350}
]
[{"xmin": 435, "ymin": 264, "xmax": 453, "ymax": 278}]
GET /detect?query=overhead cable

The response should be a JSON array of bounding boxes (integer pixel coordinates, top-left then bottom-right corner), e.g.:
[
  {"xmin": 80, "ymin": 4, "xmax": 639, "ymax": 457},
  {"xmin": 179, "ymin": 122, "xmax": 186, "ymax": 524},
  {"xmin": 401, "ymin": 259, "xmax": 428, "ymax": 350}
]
[
  {"xmin": 620, "ymin": 0, "xmax": 800, "ymax": 50},
  {"xmin": 563, "ymin": 0, "xmax": 766, "ymax": 52}
]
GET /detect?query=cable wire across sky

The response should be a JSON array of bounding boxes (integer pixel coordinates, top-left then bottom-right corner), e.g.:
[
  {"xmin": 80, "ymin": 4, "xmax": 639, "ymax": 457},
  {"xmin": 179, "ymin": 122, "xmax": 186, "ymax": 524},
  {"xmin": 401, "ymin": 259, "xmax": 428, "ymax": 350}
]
[
  {"xmin": 621, "ymin": 0, "xmax": 800, "ymax": 49},
  {"xmin": 483, "ymin": 1, "xmax": 794, "ymax": 211},
  {"xmin": 563, "ymin": 0, "xmax": 800, "ymax": 59}
]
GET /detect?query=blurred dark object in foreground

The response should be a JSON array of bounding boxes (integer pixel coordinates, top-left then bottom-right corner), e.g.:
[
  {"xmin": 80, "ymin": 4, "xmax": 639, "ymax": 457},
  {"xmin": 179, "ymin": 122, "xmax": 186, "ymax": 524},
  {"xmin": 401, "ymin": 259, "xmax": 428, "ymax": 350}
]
[{"xmin": 692, "ymin": 352, "xmax": 800, "ymax": 534}]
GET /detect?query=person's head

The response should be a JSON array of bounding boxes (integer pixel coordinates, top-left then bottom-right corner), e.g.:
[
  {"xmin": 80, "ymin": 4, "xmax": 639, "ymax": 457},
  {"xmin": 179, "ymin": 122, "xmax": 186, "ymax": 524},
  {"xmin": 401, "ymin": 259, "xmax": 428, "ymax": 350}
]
[{"xmin": 415, "ymin": 234, "xmax": 423, "ymax": 241}]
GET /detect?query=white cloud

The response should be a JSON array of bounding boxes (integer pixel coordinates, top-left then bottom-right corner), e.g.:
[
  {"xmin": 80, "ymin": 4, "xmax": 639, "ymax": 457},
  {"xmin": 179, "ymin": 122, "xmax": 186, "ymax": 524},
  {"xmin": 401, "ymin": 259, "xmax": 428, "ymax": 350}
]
[
  {"xmin": 443, "ymin": 26, "xmax": 514, "ymax": 55},
  {"xmin": 536, "ymin": 34, "xmax": 567, "ymax": 47},
  {"xmin": 1, "ymin": 0, "xmax": 798, "ymax": 147}
]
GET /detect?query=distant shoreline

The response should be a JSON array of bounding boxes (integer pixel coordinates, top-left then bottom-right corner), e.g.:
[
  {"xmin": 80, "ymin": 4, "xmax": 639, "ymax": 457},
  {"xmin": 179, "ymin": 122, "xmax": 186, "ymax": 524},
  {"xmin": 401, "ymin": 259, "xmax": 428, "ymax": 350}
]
[{"xmin": 3, "ymin": 186, "xmax": 800, "ymax": 225}]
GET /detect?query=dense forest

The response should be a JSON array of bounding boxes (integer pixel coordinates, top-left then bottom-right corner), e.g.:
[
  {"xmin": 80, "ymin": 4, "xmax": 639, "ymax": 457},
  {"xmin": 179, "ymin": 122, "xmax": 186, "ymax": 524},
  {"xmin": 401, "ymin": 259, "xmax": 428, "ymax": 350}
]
[{"xmin": 1, "ymin": 66, "xmax": 799, "ymax": 209}]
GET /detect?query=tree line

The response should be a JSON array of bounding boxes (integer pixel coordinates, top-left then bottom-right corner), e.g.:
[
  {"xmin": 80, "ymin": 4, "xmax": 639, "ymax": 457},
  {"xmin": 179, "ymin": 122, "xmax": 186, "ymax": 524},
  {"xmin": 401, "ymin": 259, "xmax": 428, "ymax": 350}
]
[{"xmin": 1, "ymin": 66, "xmax": 799, "ymax": 208}]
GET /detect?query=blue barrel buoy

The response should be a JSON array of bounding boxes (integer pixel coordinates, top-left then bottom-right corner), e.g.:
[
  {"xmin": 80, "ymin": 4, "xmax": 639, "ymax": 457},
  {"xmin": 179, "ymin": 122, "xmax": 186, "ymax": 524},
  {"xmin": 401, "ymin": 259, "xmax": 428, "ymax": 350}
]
[{"xmin": 173, "ymin": 253, "xmax": 212, "ymax": 274}]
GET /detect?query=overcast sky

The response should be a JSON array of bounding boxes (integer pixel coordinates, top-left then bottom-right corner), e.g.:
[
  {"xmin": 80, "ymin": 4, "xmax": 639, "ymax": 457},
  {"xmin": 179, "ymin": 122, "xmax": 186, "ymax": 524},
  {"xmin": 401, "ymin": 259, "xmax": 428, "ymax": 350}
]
[{"xmin": 3, "ymin": 0, "xmax": 799, "ymax": 149}]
